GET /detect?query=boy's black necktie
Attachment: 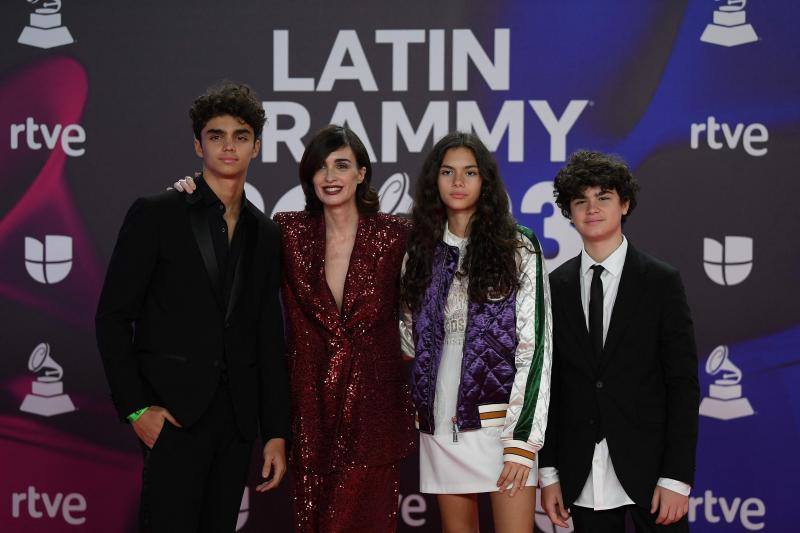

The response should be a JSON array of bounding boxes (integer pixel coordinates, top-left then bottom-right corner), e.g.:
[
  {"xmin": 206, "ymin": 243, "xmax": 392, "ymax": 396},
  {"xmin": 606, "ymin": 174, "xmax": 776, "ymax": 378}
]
[{"xmin": 589, "ymin": 265, "xmax": 605, "ymax": 358}]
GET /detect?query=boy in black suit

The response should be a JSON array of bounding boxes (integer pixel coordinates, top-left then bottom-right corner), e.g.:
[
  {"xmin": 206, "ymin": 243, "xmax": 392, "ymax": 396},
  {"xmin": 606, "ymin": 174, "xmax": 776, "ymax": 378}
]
[
  {"xmin": 539, "ymin": 151, "xmax": 699, "ymax": 532},
  {"xmin": 96, "ymin": 82, "xmax": 289, "ymax": 532}
]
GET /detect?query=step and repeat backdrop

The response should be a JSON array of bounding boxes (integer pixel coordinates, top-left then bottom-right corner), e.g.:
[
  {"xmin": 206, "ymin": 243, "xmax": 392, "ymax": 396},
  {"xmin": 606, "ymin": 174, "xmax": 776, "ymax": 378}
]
[{"xmin": 1, "ymin": 1, "xmax": 798, "ymax": 531}]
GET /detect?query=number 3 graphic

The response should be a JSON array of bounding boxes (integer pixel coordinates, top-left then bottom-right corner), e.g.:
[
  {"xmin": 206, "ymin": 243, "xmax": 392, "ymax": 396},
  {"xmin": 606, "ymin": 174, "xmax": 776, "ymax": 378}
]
[{"xmin": 520, "ymin": 181, "xmax": 583, "ymax": 272}]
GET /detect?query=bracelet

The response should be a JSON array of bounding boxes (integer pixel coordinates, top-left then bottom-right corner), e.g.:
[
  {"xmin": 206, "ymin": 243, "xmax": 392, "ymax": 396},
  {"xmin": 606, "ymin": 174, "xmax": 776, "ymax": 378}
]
[{"xmin": 127, "ymin": 407, "xmax": 149, "ymax": 423}]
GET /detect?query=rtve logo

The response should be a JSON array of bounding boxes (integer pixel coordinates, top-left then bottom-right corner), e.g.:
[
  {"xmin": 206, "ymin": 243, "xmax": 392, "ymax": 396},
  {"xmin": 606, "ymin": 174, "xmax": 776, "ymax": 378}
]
[
  {"xmin": 25, "ymin": 235, "xmax": 73, "ymax": 284},
  {"xmin": 11, "ymin": 486, "xmax": 87, "ymax": 526},
  {"xmin": 688, "ymin": 490, "xmax": 766, "ymax": 531},
  {"xmin": 690, "ymin": 117, "xmax": 768, "ymax": 157},
  {"xmin": 10, "ymin": 118, "xmax": 87, "ymax": 157}
]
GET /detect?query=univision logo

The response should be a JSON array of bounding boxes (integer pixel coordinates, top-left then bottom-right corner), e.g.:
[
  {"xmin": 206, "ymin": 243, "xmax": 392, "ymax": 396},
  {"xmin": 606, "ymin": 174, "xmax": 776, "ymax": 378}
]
[
  {"xmin": 703, "ymin": 236, "xmax": 752, "ymax": 286},
  {"xmin": 25, "ymin": 235, "xmax": 73, "ymax": 284}
]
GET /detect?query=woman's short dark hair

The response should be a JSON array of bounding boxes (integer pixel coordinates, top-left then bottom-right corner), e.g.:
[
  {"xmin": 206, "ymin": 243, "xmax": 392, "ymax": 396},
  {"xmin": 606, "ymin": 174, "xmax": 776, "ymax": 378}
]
[
  {"xmin": 553, "ymin": 150, "xmax": 639, "ymax": 222},
  {"xmin": 189, "ymin": 81, "xmax": 266, "ymax": 140},
  {"xmin": 298, "ymin": 124, "xmax": 379, "ymax": 214}
]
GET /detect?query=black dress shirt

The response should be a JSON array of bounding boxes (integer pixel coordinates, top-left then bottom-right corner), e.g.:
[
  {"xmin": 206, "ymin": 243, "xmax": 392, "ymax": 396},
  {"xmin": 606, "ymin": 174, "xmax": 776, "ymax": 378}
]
[
  {"xmin": 195, "ymin": 177, "xmax": 247, "ymax": 309},
  {"xmin": 195, "ymin": 177, "xmax": 248, "ymax": 373}
]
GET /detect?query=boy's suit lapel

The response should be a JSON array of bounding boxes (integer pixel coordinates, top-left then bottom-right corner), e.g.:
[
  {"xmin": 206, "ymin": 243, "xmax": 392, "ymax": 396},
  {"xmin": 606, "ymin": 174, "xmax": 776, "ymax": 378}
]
[
  {"xmin": 560, "ymin": 255, "xmax": 599, "ymax": 374},
  {"xmin": 600, "ymin": 245, "xmax": 645, "ymax": 370},
  {"xmin": 225, "ymin": 203, "xmax": 257, "ymax": 323},
  {"xmin": 186, "ymin": 182, "xmax": 224, "ymax": 310}
]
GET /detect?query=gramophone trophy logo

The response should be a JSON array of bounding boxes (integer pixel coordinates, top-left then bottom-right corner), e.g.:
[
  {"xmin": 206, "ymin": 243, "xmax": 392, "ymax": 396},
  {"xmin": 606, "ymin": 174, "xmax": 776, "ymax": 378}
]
[
  {"xmin": 19, "ymin": 342, "xmax": 77, "ymax": 417},
  {"xmin": 699, "ymin": 345, "xmax": 754, "ymax": 420},
  {"xmin": 18, "ymin": 0, "xmax": 75, "ymax": 49},
  {"xmin": 700, "ymin": 0, "xmax": 758, "ymax": 47}
]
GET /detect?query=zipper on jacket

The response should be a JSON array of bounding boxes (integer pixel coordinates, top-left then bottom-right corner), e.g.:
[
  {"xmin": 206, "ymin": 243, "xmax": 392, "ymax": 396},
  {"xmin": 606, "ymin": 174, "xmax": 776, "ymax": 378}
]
[{"xmin": 451, "ymin": 415, "xmax": 459, "ymax": 443}]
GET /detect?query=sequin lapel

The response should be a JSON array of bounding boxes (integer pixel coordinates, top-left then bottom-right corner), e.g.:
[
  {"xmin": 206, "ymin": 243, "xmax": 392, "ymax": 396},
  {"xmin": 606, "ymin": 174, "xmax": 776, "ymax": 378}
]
[
  {"xmin": 312, "ymin": 214, "xmax": 345, "ymax": 336},
  {"xmin": 314, "ymin": 214, "xmax": 373, "ymax": 331},
  {"xmin": 339, "ymin": 215, "xmax": 371, "ymax": 324}
]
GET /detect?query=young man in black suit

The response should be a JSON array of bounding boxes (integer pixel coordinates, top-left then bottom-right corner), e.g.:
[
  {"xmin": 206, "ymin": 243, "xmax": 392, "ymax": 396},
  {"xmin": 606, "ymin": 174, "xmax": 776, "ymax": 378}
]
[
  {"xmin": 96, "ymin": 83, "xmax": 289, "ymax": 532},
  {"xmin": 539, "ymin": 151, "xmax": 699, "ymax": 532}
]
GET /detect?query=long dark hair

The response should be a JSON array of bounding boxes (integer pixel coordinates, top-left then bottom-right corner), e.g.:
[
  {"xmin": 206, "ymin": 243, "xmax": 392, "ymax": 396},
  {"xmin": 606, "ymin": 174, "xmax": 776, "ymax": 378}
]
[
  {"xmin": 298, "ymin": 124, "xmax": 379, "ymax": 214},
  {"xmin": 401, "ymin": 132, "xmax": 520, "ymax": 311}
]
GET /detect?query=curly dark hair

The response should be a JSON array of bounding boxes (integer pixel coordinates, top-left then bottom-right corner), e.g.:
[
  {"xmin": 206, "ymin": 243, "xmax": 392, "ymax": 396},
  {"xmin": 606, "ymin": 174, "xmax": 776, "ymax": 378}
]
[
  {"xmin": 553, "ymin": 150, "xmax": 639, "ymax": 222},
  {"xmin": 298, "ymin": 124, "xmax": 379, "ymax": 215},
  {"xmin": 189, "ymin": 81, "xmax": 266, "ymax": 140},
  {"xmin": 401, "ymin": 132, "xmax": 521, "ymax": 311}
]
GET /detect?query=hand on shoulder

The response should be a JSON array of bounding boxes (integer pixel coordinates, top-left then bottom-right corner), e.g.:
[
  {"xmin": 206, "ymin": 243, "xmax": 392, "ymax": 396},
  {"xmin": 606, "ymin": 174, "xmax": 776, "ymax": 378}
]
[{"xmin": 170, "ymin": 174, "xmax": 198, "ymax": 193}]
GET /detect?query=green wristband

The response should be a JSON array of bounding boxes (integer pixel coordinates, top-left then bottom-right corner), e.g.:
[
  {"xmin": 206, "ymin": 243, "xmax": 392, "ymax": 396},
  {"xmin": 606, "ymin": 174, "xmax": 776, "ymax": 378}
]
[{"xmin": 127, "ymin": 407, "xmax": 149, "ymax": 423}]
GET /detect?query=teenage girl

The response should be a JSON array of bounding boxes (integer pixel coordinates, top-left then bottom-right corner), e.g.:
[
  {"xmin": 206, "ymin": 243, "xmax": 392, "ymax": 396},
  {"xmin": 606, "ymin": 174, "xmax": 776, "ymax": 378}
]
[{"xmin": 400, "ymin": 132, "xmax": 552, "ymax": 532}]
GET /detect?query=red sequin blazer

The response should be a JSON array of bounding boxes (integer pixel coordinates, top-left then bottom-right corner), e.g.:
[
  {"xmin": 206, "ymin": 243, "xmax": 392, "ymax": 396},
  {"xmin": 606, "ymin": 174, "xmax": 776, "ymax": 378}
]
[{"xmin": 274, "ymin": 211, "xmax": 416, "ymax": 474}]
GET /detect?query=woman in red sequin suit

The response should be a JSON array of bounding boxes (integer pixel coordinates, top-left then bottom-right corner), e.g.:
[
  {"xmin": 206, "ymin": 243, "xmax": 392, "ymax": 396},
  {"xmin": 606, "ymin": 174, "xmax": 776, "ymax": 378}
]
[{"xmin": 273, "ymin": 125, "xmax": 415, "ymax": 532}]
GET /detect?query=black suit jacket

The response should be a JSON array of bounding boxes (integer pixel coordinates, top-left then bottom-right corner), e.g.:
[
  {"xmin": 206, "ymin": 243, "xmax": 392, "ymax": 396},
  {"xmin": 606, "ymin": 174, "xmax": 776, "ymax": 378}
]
[
  {"xmin": 95, "ymin": 183, "xmax": 290, "ymax": 443},
  {"xmin": 539, "ymin": 244, "xmax": 699, "ymax": 508}
]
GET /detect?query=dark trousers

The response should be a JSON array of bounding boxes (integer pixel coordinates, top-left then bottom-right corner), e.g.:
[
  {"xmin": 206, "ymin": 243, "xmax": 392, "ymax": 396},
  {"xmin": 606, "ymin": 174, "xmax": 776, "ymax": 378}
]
[
  {"xmin": 571, "ymin": 504, "xmax": 690, "ymax": 533},
  {"xmin": 139, "ymin": 384, "xmax": 253, "ymax": 533}
]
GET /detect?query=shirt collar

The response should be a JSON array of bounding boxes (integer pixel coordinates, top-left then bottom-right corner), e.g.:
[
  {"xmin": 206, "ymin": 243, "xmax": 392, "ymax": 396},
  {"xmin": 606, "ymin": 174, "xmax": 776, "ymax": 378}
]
[
  {"xmin": 580, "ymin": 235, "xmax": 628, "ymax": 278},
  {"xmin": 443, "ymin": 222, "xmax": 468, "ymax": 248},
  {"xmin": 196, "ymin": 174, "xmax": 247, "ymax": 213}
]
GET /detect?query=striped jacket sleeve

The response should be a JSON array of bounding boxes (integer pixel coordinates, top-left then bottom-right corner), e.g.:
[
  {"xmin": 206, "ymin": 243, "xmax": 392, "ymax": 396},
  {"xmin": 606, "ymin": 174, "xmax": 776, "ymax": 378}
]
[
  {"xmin": 398, "ymin": 253, "xmax": 415, "ymax": 358},
  {"xmin": 500, "ymin": 228, "xmax": 553, "ymax": 468}
]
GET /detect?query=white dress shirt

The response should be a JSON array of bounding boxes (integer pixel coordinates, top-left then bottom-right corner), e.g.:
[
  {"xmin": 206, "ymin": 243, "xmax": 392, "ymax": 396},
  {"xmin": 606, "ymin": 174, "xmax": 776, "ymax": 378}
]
[{"xmin": 539, "ymin": 236, "xmax": 690, "ymax": 509}]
